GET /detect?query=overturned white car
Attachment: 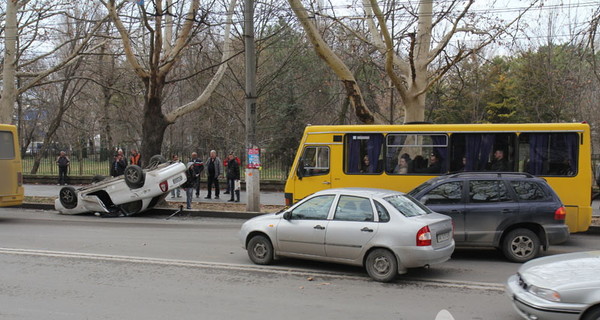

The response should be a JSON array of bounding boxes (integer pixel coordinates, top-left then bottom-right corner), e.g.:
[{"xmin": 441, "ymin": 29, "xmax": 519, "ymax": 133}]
[{"xmin": 55, "ymin": 156, "xmax": 187, "ymax": 216}]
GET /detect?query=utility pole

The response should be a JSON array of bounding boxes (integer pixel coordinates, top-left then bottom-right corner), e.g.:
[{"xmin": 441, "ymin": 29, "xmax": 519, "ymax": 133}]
[
  {"xmin": 244, "ymin": 0, "xmax": 260, "ymax": 212},
  {"xmin": 1, "ymin": 0, "xmax": 18, "ymax": 124}
]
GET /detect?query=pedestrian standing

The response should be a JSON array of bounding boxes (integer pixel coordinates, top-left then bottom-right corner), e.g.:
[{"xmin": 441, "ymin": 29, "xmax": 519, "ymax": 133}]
[
  {"xmin": 129, "ymin": 149, "xmax": 142, "ymax": 166},
  {"xmin": 205, "ymin": 150, "xmax": 222, "ymax": 199},
  {"xmin": 56, "ymin": 151, "xmax": 70, "ymax": 185},
  {"xmin": 170, "ymin": 154, "xmax": 181, "ymax": 197},
  {"xmin": 191, "ymin": 152, "xmax": 204, "ymax": 198},
  {"xmin": 226, "ymin": 151, "xmax": 241, "ymax": 202},
  {"xmin": 182, "ymin": 163, "xmax": 196, "ymax": 209},
  {"xmin": 224, "ymin": 153, "xmax": 241, "ymax": 195},
  {"xmin": 110, "ymin": 153, "xmax": 127, "ymax": 177}
]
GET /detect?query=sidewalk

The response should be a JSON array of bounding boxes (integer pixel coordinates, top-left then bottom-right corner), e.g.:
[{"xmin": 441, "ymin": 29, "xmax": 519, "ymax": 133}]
[{"xmin": 24, "ymin": 184, "xmax": 285, "ymax": 206}]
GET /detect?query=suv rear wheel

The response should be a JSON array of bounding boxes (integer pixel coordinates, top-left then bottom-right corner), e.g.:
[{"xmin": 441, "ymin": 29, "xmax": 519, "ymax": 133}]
[{"xmin": 502, "ymin": 228, "xmax": 540, "ymax": 262}]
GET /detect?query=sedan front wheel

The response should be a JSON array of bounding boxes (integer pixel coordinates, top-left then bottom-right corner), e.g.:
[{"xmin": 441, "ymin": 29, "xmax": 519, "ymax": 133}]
[{"xmin": 247, "ymin": 235, "xmax": 274, "ymax": 265}]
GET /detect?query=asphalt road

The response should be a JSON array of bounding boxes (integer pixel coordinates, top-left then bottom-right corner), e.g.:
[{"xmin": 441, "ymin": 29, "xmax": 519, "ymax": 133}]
[{"xmin": 2, "ymin": 207, "xmax": 600, "ymax": 319}]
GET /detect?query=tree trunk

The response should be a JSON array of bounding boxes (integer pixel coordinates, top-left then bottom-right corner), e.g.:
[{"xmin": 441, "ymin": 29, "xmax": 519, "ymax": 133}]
[{"xmin": 140, "ymin": 96, "xmax": 169, "ymax": 163}]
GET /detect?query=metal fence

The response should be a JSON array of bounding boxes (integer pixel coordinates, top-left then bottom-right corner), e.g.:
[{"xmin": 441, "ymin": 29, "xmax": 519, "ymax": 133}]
[{"xmin": 22, "ymin": 151, "xmax": 291, "ymax": 181}]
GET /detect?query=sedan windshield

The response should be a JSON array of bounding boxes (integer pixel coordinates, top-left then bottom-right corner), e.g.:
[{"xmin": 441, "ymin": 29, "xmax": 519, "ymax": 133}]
[{"xmin": 384, "ymin": 195, "xmax": 432, "ymax": 217}]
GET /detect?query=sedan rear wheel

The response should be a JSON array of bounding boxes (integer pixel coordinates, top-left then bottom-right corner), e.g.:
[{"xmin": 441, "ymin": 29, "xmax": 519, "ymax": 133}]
[
  {"xmin": 247, "ymin": 235, "xmax": 274, "ymax": 265},
  {"xmin": 502, "ymin": 228, "xmax": 540, "ymax": 263},
  {"xmin": 365, "ymin": 249, "xmax": 397, "ymax": 282}
]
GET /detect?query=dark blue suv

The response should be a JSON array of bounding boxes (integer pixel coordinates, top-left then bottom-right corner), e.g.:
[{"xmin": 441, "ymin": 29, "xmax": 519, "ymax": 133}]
[{"xmin": 408, "ymin": 172, "xmax": 569, "ymax": 262}]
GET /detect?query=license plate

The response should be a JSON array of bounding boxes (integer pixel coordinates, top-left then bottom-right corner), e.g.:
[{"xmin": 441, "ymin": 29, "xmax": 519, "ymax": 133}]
[
  {"xmin": 437, "ymin": 232, "xmax": 450, "ymax": 242},
  {"xmin": 173, "ymin": 176, "xmax": 183, "ymax": 184}
]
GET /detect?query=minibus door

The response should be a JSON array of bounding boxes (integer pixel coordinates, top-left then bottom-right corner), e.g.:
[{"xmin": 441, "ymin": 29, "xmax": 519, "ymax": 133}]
[{"xmin": 292, "ymin": 146, "xmax": 332, "ymax": 201}]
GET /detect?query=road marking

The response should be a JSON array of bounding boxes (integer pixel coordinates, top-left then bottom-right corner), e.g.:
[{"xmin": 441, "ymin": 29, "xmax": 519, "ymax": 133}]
[{"xmin": 0, "ymin": 247, "xmax": 505, "ymax": 292}]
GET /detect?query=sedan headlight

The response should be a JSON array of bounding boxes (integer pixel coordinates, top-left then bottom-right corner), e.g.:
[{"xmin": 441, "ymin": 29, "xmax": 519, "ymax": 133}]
[{"xmin": 528, "ymin": 284, "xmax": 561, "ymax": 302}]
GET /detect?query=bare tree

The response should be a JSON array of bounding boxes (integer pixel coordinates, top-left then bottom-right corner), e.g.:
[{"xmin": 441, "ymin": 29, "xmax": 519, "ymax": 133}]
[
  {"xmin": 101, "ymin": 0, "xmax": 237, "ymax": 160},
  {"xmin": 288, "ymin": 0, "xmax": 536, "ymax": 123},
  {"xmin": 1, "ymin": 0, "xmax": 108, "ymax": 124}
]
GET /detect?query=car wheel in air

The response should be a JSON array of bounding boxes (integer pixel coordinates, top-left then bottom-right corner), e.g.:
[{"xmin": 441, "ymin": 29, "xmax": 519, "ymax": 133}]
[
  {"xmin": 502, "ymin": 228, "xmax": 540, "ymax": 263},
  {"xmin": 124, "ymin": 165, "xmax": 145, "ymax": 189},
  {"xmin": 59, "ymin": 186, "xmax": 78, "ymax": 209},
  {"xmin": 247, "ymin": 235, "xmax": 274, "ymax": 265},
  {"xmin": 365, "ymin": 249, "xmax": 398, "ymax": 282},
  {"xmin": 582, "ymin": 306, "xmax": 600, "ymax": 320},
  {"xmin": 148, "ymin": 154, "xmax": 167, "ymax": 168}
]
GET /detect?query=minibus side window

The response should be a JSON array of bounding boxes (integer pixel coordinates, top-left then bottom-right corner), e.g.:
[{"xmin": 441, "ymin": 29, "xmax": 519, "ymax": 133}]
[
  {"xmin": 297, "ymin": 146, "xmax": 329, "ymax": 178},
  {"xmin": 449, "ymin": 133, "xmax": 516, "ymax": 172},
  {"xmin": 345, "ymin": 133, "xmax": 384, "ymax": 174},
  {"xmin": 518, "ymin": 133, "xmax": 578, "ymax": 176},
  {"xmin": 386, "ymin": 134, "xmax": 448, "ymax": 174}
]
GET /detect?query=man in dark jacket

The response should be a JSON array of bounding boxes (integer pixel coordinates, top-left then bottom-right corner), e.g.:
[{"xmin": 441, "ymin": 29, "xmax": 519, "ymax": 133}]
[
  {"xmin": 226, "ymin": 151, "xmax": 241, "ymax": 202},
  {"xmin": 205, "ymin": 150, "xmax": 222, "ymax": 199},
  {"xmin": 181, "ymin": 163, "xmax": 196, "ymax": 209},
  {"xmin": 56, "ymin": 151, "xmax": 70, "ymax": 185},
  {"xmin": 191, "ymin": 152, "xmax": 204, "ymax": 197},
  {"xmin": 111, "ymin": 153, "xmax": 127, "ymax": 177}
]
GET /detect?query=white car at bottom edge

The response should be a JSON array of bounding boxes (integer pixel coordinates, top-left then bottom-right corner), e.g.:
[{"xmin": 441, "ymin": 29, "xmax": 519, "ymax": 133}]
[{"xmin": 55, "ymin": 157, "xmax": 187, "ymax": 216}]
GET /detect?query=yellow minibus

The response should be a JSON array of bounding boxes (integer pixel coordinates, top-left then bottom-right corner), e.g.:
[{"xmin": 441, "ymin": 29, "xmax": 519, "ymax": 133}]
[
  {"xmin": 0, "ymin": 124, "xmax": 24, "ymax": 207},
  {"xmin": 284, "ymin": 123, "xmax": 593, "ymax": 232}
]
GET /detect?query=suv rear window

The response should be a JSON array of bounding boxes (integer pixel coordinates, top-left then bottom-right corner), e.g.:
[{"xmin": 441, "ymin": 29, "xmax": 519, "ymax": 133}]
[
  {"xmin": 469, "ymin": 180, "xmax": 512, "ymax": 203},
  {"xmin": 510, "ymin": 181, "xmax": 549, "ymax": 201}
]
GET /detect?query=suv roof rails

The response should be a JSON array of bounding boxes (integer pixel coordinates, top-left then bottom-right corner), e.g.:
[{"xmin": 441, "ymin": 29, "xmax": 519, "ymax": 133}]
[{"xmin": 446, "ymin": 172, "xmax": 536, "ymax": 179}]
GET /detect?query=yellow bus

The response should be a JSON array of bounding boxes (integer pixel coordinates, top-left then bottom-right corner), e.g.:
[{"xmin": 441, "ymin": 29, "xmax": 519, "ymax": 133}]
[
  {"xmin": 0, "ymin": 124, "xmax": 24, "ymax": 207},
  {"xmin": 284, "ymin": 123, "xmax": 593, "ymax": 232}
]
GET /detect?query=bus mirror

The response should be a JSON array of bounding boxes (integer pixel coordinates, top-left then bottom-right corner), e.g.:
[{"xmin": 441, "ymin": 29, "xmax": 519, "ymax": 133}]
[{"xmin": 296, "ymin": 163, "xmax": 304, "ymax": 179}]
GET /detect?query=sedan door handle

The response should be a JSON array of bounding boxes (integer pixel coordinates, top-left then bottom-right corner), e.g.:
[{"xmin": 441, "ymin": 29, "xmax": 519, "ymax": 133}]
[
  {"xmin": 361, "ymin": 227, "xmax": 374, "ymax": 232},
  {"xmin": 322, "ymin": 181, "xmax": 331, "ymax": 185},
  {"xmin": 314, "ymin": 225, "xmax": 326, "ymax": 230}
]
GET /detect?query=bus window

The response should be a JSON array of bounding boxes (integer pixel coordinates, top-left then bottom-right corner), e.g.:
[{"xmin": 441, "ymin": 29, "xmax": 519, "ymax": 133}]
[
  {"xmin": 345, "ymin": 134, "xmax": 383, "ymax": 174},
  {"xmin": 0, "ymin": 124, "xmax": 24, "ymax": 207},
  {"xmin": 297, "ymin": 146, "xmax": 329, "ymax": 177},
  {"xmin": 0, "ymin": 131, "xmax": 16, "ymax": 159},
  {"xmin": 386, "ymin": 133, "xmax": 448, "ymax": 174},
  {"xmin": 518, "ymin": 133, "xmax": 578, "ymax": 176},
  {"xmin": 450, "ymin": 133, "xmax": 516, "ymax": 172}
]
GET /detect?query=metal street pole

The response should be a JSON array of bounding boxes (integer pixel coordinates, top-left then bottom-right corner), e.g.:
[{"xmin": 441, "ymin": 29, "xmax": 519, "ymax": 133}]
[{"xmin": 244, "ymin": 0, "xmax": 260, "ymax": 212}]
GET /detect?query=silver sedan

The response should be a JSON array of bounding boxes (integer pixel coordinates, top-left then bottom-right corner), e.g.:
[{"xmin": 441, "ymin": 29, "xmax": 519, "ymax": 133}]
[
  {"xmin": 506, "ymin": 251, "xmax": 600, "ymax": 320},
  {"xmin": 240, "ymin": 188, "xmax": 455, "ymax": 282}
]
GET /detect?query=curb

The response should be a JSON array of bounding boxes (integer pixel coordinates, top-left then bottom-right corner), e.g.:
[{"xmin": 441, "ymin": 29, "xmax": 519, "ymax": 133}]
[
  {"xmin": 18, "ymin": 203, "xmax": 600, "ymax": 231},
  {"xmin": 19, "ymin": 202, "xmax": 263, "ymax": 220}
]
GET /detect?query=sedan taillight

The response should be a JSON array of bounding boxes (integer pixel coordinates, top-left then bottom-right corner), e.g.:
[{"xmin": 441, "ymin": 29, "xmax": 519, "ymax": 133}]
[
  {"xmin": 160, "ymin": 181, "xmax": 168, "ymax": 192},
  {"xmin": 554, "ymin": 206, "xmax": 566, "ymax": 221},
  {"xmin": 416, "ymin": 226, "xmax": 432, "ymax": 246}
]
